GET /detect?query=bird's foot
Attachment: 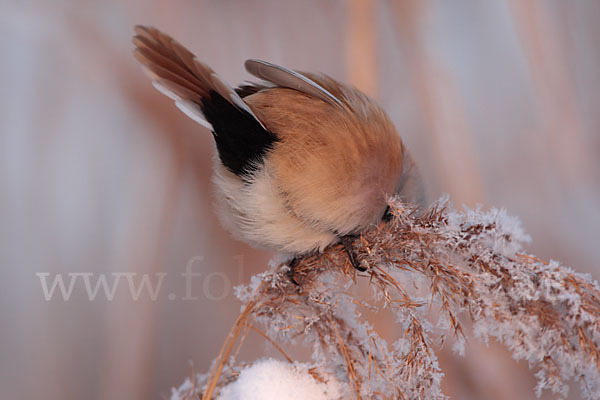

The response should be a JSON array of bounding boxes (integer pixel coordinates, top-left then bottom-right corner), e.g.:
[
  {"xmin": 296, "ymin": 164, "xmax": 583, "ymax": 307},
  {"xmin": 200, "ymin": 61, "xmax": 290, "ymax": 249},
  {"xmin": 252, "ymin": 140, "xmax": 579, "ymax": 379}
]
[{"xmin": 341, "ymin": 235, "xmax": 366, "ymax": 272}]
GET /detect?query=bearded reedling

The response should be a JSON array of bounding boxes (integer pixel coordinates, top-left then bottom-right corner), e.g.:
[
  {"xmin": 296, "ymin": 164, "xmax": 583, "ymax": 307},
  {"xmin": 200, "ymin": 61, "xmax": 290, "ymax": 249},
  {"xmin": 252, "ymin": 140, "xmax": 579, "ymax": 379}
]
[{"xmin": 132, "ymin": 26, "xmax": 424, "ymax": 273}]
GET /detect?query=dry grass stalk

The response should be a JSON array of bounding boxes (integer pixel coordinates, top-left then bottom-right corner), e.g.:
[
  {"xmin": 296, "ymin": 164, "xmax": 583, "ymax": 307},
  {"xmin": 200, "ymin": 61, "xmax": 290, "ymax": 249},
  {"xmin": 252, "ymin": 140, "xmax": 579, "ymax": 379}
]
[{"xmin": 173, "ymin": 196, "xmax": 600, "ymax": 400}]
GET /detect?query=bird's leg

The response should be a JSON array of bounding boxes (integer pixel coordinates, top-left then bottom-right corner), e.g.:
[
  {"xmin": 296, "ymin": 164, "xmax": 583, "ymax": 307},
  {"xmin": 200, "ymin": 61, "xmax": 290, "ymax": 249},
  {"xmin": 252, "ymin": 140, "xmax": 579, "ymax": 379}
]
[
  {"xmin": 381, "ymin": 205, "xmax": 393, "ymax": 222},
  {"xmin": 340, "ymin": 235, "xmax": 366, "ymax": 272},
  {"xmin": 286, "ymin": 257, "xmax": 300, "ymax": 286}
]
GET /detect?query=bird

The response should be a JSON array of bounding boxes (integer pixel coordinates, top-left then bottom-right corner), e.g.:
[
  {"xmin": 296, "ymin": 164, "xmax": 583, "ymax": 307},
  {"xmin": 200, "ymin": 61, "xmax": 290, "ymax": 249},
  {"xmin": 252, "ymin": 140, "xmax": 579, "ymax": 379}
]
[{"xmin": 132, "ymin": 25, "xmax": 425, "ymax": 271}]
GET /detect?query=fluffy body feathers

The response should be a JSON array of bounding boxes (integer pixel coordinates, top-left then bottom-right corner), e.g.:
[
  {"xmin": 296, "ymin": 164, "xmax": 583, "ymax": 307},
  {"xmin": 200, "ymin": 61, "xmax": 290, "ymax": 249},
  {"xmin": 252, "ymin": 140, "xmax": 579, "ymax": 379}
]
[{"xmin": 132, "ymin": 26, "xmax": 424, "ymax": 254}]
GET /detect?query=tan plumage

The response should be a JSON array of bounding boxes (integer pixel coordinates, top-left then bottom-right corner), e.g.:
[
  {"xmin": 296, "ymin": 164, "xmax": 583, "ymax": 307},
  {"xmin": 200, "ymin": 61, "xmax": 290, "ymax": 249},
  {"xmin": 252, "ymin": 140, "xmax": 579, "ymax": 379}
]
[{"xmin": 132, "ymin": 26, "xmax": 425, "ymax": 255}]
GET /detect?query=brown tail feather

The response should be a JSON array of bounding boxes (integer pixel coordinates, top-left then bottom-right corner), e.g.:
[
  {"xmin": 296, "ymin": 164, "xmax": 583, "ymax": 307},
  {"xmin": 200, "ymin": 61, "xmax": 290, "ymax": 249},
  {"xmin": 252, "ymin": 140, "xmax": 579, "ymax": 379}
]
[
  {"xmin": 132, "ymin": 25, "xmax": 265, "ymax": 129},
  {"xmin": 132, "ymin": 26, "xmax": 209, "ymax": 98}
]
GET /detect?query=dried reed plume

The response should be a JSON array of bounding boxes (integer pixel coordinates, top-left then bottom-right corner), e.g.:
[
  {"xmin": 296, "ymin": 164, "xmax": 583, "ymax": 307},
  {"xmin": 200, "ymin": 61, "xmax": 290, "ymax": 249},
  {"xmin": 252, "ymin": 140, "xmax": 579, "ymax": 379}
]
[{"xmin": 172, "ymin": 196, "xmax": 600, "ymax": 400}]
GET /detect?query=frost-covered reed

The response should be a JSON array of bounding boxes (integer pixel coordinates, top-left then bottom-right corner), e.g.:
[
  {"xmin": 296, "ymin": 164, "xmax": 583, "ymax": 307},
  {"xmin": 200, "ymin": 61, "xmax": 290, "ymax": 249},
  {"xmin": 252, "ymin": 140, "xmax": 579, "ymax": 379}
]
[{"xmin": 172, "ymin": 196, "xmax": 600, "ymax": 400}]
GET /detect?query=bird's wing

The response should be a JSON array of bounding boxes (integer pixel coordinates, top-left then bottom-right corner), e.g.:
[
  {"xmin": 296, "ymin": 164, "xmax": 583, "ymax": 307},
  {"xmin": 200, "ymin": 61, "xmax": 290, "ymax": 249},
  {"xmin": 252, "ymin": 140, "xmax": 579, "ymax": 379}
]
[
  {"xmin": 132, "ymin": 26, "xmax": 278, "ymax": 176},
  {"xmin": 244, "ymin": 59, "xmax": 343, "ymax": 107}
]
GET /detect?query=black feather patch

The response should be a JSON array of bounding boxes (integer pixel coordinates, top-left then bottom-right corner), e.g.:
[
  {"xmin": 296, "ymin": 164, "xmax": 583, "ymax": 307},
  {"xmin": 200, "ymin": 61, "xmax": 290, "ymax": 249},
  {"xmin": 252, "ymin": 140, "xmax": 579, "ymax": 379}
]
[
  {"xmin": 234, "ymin": 84, "xmax": 266, "ymax": 98},
  {"xmin": 201, "ymin": 90, "xmax": 278, "ymax": 176}
]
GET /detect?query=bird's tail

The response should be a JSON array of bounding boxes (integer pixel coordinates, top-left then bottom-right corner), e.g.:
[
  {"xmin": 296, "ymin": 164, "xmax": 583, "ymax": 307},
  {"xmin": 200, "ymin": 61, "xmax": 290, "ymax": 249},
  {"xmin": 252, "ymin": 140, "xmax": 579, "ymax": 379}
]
[{"xmin": 132, "ymin": 25, "xmax": 264, "ymax": 130}]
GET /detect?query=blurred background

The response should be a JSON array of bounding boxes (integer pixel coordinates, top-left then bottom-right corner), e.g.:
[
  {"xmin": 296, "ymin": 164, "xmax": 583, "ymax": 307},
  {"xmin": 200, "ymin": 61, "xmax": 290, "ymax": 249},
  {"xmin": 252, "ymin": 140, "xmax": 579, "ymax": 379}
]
[{"xmin": 1, "ymin": 0, "xmax": 599, "ymax": 399}]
